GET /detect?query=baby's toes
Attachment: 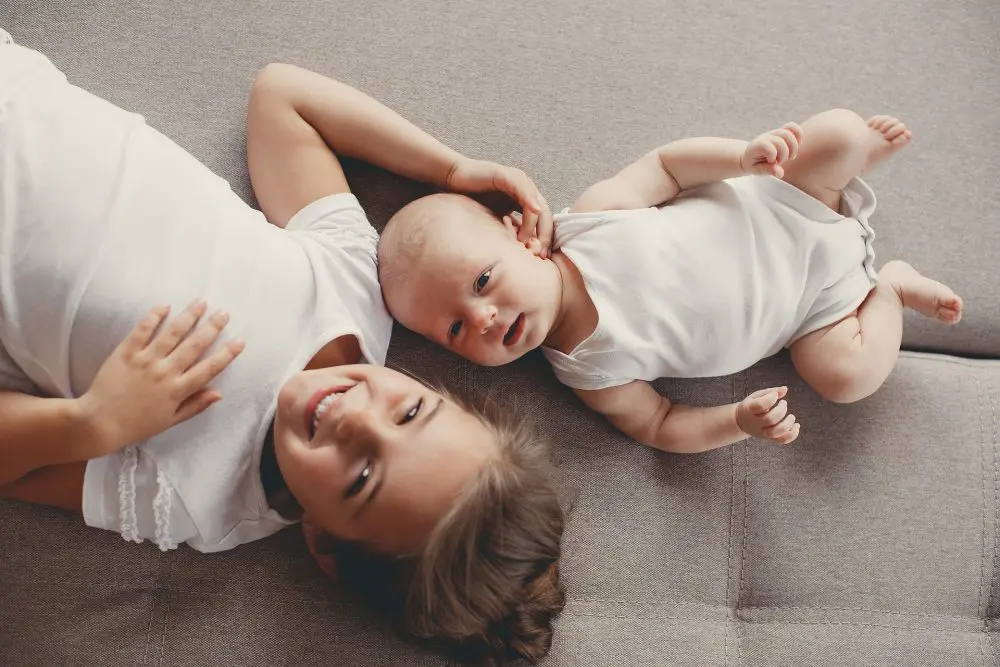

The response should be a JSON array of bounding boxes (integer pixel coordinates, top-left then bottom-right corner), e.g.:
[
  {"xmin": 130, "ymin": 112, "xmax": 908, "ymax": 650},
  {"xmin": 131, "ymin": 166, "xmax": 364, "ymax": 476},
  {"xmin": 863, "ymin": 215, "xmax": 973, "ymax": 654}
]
[
  {"xmin": 891, "ymin": 129, "xmax": 913, "ymax": 146},
  {"xmin": 867, "ymin": 115, "xmax": 893, "ymax": 131},
  {"xmin": 883, "ymin": 120, "xmax": 908, "ymax": 142}
]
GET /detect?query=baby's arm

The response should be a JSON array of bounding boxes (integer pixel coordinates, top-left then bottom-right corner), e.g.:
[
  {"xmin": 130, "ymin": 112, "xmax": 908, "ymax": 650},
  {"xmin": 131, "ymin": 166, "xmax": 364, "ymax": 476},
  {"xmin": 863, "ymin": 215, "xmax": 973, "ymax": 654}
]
[
  {"xmin": 571, "ymin": 123, "xmax": 803, "ymax": 213},
  {"xmin": 576, "ymin": 381, "xmax": 799, "ymax": 453}
]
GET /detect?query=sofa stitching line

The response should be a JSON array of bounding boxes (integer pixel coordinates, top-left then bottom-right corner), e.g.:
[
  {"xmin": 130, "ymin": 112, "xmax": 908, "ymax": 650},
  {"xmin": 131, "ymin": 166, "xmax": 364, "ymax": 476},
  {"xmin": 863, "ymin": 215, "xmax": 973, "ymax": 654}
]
[
  {"xmin": 990, "ymin": 374, "xmax": 999, "ymax": 667},
  {"xmin": 568, "ymin": 599, "xmax": 975, "ymax": 620},
  {"xmin": 561, "ymin": 612, "xmax": 981, "ymax": 634},
  {"xmin": 726, "ymin": 374, "xmax": 737, "ymax": 667},
  {"xmin": 979, "ymin": 374, "xmax": 989, "ymax": 622},
  {"xmin": 156, "ymin": 553, "xmax": 173, "ymax": 667},
  {"xmin": 737, "ymin": 369, "xmax": 750, "ymax": 667}
]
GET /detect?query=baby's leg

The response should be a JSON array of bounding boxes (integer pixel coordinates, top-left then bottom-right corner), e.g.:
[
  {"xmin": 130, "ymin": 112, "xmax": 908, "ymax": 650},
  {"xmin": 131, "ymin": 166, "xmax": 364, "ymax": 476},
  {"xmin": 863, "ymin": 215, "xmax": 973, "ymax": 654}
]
[
  {"xmin": 791, "ymin": 261, "xmax": 963, "ymax": 403},
  {"xmin": 780, "ymin": 109, "xmax": 912, "ymax": 211}
]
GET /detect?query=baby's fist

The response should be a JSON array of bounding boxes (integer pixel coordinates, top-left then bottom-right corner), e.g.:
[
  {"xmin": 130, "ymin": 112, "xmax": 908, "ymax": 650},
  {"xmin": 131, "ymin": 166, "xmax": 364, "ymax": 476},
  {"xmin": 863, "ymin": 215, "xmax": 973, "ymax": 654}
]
[
  {"xmin": 736, "ymin": 386, "xmax": 800, "ymax": 445},
  {"xmin": 742, "ymin": 123, "xmax": 803, "ymax": 179}
]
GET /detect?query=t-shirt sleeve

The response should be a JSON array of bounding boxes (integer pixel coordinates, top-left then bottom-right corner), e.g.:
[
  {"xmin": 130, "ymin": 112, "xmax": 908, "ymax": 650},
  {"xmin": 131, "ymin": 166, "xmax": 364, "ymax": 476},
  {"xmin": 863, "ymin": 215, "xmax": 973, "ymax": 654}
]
[
  {"xmin": 285, "ymin": 192, "xmax": 393, "ymax": 367},
  {"xmin": 285, "ymin": 192, "xmax": 378, "ymax": 262}
]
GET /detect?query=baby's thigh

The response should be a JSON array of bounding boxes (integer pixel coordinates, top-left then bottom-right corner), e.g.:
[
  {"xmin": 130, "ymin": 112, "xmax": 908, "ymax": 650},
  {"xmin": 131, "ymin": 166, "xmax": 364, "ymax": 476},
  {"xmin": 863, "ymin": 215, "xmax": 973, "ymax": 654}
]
[{"xmin": 789, "ymin": 314, "xmax": 864, "ymax": 400}]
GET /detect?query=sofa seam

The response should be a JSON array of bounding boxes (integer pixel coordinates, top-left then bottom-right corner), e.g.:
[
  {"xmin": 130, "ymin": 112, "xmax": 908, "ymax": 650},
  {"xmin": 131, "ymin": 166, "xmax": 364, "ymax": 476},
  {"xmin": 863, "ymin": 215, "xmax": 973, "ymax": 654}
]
[
  {"xmin": 990, "ymin": 373, "xmax": 999, "ymax": 667},
  {"xmin": 726, "ymin": 373, "xmax": 738, "ymax": 667},
  {"xmin": 980, "ymin": 374, "xmax": 990, "ymax": 623},
  {"xmin": 566, "ymin": 599, "xmax": 976, "ymax": 620}
]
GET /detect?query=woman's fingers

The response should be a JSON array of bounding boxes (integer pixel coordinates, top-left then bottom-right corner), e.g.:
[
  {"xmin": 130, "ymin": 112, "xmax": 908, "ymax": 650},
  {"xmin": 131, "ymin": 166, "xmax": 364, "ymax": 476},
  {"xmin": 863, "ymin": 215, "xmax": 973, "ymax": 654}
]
[
  {"xmin": 147, "ymin": 300, "xmax": 208, "ymax": 358},
  {"xmin": 180, "ymin": 338, "xmax": 245, "ymax": 395},
  {"xmin": 121, "ymin": 305, "xmax": 171, "ymax": 357},
  {"xmin": 173, "ymin": 389, "xmax": 223, "ymax": 425},
  {"xmin": 168, "ymin": 309, "xmax": 231, "ymax": 370}
]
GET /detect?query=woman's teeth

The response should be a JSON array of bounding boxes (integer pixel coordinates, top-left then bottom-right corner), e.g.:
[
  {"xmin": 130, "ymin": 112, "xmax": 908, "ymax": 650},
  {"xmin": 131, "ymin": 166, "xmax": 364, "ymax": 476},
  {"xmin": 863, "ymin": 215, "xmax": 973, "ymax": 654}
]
[{"xmin": 312, "ymin": 392, "xmax": 343, "ymax": 433}]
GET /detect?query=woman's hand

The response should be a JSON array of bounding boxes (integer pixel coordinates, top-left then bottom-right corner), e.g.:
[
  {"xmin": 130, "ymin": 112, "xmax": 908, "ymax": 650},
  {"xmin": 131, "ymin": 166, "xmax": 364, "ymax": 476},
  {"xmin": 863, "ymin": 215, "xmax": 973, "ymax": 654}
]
[
  {"xmin": 447, "ymin": 158, "xmax": 554, "ymax": 257},
  {"xmin": 79, "ymin": 301, "xmax": 245, "ymax": 454}
]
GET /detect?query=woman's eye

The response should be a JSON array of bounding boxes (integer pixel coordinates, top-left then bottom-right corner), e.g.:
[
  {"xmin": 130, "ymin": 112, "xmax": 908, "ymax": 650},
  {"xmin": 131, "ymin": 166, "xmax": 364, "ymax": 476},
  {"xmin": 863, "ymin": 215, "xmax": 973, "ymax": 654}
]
[
  {"xmin": 449, "ymin": 321, "xmax": 462, "ymax": 338},
  {"xmin": 345, "ymin": 460, "xmax": 372, "ymax": 500},
  {"xmin": 400, "ymin": 398, "xmax": 423, "ymax": 425},
  {"xmin": 475, "ymin": 270, "xmax": 491, "ymax": 292}
]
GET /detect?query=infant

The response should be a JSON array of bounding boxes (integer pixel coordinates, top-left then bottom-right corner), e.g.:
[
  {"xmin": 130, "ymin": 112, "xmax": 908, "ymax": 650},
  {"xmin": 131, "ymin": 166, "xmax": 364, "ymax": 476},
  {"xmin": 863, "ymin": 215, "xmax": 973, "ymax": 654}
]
[{"xmin": 378, "ymin": 109, "xmax": 963, "ymax": 453}]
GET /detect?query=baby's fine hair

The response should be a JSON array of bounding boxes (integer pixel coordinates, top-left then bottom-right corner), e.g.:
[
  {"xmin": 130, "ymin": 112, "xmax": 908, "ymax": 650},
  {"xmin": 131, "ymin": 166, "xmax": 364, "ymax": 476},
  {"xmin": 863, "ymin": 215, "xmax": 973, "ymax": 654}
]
[
  {"xmin": 334, "ymin": 389, "xmax": 566, "ymax": 665},
  {"xmin": 377, "ymin": 193, "xmax": 502, "ymax": 302}
]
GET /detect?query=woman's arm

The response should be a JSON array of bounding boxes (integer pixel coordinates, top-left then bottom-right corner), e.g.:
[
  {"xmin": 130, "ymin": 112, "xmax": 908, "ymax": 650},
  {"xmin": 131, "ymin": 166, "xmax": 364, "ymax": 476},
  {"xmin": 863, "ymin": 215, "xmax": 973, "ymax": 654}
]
[
  {"xmin": 246, "ymin": 63, "xmax": 552, "ymax": 250},
  {"xmin": 0, "ymin": 302, "xmax": 242, "ymax": 486},
  {"xmin": 0, "ymin": 392, "xmax": 110, "ymax": 486}
]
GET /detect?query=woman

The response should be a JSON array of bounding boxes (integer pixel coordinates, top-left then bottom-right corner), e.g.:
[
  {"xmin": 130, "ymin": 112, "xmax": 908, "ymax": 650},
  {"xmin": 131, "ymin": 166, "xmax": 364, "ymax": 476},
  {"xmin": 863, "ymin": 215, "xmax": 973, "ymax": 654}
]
[{"xmin": 0, "ymin": 33, "xmax": 564, "ymax": 664}]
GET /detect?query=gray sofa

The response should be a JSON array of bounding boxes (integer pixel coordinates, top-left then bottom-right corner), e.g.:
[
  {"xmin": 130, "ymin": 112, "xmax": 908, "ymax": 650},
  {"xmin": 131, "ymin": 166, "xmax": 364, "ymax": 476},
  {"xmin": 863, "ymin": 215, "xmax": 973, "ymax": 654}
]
[{"xmin": 1, "ymin": 1, "xmax": 998, "ymax": 665}]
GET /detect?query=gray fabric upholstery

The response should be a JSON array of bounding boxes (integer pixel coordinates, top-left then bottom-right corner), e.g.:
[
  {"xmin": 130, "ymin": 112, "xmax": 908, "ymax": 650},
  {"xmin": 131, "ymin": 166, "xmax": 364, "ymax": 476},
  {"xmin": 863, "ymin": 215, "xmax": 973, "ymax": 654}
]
[{"xmin": 0, "ymin": 0, "xmax": 997, "ymax": 664}]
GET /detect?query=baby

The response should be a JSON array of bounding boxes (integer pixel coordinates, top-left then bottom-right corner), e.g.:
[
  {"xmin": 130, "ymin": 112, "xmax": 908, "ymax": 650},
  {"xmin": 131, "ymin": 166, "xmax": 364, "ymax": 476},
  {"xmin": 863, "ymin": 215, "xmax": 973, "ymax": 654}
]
[{"xmin": 378, "ymin": 109, "xmax": 963, "ymax": 453}]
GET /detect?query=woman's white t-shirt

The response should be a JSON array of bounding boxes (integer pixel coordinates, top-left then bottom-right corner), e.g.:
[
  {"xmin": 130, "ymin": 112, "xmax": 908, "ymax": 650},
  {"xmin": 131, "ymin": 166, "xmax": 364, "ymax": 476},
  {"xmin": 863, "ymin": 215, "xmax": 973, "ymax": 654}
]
[{"xmin": 0, "ymin": 43, "xmax": 392, "ymax": 551}]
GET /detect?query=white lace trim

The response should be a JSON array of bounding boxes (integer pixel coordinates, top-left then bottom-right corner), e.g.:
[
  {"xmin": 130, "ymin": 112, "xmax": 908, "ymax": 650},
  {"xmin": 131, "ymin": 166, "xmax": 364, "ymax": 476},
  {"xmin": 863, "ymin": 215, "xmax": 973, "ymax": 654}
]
[
  {"xmin": 117, "ymin": 446, "xmax": 143, "ymax": 544},
  {"xmin": 153, "ymin": 470, "xmax": 177, "ymax": 551}
]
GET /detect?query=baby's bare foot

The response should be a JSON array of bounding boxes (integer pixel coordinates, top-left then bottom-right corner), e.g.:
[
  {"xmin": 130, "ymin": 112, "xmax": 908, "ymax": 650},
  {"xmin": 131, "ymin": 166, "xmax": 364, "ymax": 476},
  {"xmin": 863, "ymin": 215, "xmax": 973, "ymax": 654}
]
[
  {"xmin": 863, "ymin": 115, "xmax": 912, "ymax": 173},
  {"xmin": 880, "ymin": 260, "xmax": 963, "ymax": 324}
]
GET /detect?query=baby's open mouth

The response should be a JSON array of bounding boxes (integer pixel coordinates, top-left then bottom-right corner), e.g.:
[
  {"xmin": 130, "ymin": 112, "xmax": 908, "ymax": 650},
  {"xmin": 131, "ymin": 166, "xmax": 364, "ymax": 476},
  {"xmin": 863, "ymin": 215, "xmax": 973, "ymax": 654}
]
[{"xmin": 503, "ymin": 313, "xmax": 525, "ymax": 347}]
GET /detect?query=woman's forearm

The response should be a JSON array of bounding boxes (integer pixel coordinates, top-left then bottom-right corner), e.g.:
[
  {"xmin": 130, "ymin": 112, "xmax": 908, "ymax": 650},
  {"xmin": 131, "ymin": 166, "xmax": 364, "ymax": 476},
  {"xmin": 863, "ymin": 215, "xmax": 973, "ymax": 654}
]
[
  {"xmin": 260, "ymin": 63, "xmax": 465, "ymax": 189},
  {"xmin": 0, "ymin": 391, "xmax": 110, "ymax": 486}
]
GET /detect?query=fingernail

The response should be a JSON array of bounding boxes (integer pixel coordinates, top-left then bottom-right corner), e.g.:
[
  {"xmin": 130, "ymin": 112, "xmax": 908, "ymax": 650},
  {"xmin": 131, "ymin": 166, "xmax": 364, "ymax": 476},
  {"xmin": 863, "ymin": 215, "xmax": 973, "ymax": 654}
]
[{"xmin": 217, "ymin": 309, "xmax": 229, "ymax": 323}]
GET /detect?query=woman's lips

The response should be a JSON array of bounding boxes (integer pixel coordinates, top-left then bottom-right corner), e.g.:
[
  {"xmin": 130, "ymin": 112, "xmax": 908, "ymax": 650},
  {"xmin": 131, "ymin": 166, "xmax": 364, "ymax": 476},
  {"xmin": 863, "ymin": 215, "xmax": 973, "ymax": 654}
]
[{"xmin": 303, "ymin": 385, "xmax": 354, "ymax": 438}]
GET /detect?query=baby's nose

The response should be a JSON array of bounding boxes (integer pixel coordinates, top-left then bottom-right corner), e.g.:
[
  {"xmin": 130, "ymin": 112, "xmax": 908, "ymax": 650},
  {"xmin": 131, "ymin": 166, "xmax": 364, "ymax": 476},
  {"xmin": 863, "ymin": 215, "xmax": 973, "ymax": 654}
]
[{"xmin": 473, "ymin": 305, "xmax": 498, "ymax": 334}]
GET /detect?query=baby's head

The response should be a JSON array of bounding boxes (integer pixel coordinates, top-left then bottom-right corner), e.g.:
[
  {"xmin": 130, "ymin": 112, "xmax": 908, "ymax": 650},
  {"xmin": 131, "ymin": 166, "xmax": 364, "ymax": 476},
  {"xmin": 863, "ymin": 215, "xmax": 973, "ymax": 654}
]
[{"xmin": 379, "ymin": 193, "xmax": 562, "ymax": 366}]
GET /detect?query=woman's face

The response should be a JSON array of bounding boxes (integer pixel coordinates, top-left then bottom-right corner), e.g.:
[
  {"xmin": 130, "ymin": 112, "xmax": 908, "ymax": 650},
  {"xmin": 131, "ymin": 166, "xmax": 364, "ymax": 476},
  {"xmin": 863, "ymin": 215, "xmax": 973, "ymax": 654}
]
[{"xmin": 273, "ymin": 364, "xmax": 495, "ymax": 554}]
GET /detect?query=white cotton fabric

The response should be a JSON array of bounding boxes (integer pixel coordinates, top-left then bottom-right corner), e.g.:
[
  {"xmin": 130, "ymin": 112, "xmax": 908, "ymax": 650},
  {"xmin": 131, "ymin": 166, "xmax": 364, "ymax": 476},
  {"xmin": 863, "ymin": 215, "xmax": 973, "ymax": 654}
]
[
  {"xmin": 0, "ymin": 42, "xmax": 392, "ymax": 552},
  {"xmin": 542, "ymin": 175, "xmax": 878, "ymax": 390}
]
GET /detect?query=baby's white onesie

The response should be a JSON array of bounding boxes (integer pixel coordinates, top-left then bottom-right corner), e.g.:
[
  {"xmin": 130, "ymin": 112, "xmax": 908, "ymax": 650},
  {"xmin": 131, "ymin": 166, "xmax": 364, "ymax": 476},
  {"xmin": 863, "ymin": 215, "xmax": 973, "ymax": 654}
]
[{"xmin": 542, "ymin": 175, "xmax": 878, "ymax": 390}]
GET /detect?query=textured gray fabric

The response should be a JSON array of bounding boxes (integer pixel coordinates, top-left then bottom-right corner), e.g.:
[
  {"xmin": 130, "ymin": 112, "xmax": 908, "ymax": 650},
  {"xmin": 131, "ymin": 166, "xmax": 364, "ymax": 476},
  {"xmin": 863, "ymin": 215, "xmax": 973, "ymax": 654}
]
[{"xmin": 0, "ymin": 0, "xmax": 998, "ymax": 665}]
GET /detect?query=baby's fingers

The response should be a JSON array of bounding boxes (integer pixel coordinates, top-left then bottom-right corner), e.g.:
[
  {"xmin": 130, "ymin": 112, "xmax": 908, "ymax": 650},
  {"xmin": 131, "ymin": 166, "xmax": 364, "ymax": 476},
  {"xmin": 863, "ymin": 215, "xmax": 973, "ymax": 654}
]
[
  {"xmin": 770, "ymin": 128, "xmax": 800, "ymax": 161},
  {"xmin": 748, "ymin": 386, "xmax": 788, "ymax": 414},
  {"xmin": 763, "ymin": 412, "xmax": 796, "ymax": 439},
  {"xmin": 180, "ymin": 338, "xmax": 245, "ymax": 396},
  {"xmin": 773, "ymin": 421, "xmax": 801, "ymax": 445}
]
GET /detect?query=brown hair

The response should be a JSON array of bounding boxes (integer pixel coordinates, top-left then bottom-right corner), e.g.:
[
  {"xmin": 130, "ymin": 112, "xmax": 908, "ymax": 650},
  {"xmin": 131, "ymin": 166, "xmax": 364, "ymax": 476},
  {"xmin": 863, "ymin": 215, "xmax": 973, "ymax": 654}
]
[{"xmin": 333, "ymin": 395, "xmax": 566, "ymax": 665}]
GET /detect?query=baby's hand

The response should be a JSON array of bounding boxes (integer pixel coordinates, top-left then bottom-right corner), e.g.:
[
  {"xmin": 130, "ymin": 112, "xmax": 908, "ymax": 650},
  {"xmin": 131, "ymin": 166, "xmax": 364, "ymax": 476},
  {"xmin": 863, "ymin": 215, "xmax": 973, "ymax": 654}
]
[
  {"xmin": 741, "ymin": 123, "xmax": 803, "ymax": 179},
  {"xmin": 736, "ymin": 386, "xmax": 800, "ymax": 445},
  {"xmin": 80, "ymin": 301, "xmax": 245, "ymax": 454}
]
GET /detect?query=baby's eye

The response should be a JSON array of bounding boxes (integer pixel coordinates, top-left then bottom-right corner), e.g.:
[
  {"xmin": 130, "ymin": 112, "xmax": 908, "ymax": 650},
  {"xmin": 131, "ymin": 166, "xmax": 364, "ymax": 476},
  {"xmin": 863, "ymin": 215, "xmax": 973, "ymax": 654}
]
[
  {"xmin": 475, "ymin": 270, "xmax": 491, "ymax": 293},
  {"xmin": 399, "ymin": 398, "xmax": 423, "ymax": 425},
  {"xmin": 449, "ymin": 320, "xmax": 463, "ymax": 338}
]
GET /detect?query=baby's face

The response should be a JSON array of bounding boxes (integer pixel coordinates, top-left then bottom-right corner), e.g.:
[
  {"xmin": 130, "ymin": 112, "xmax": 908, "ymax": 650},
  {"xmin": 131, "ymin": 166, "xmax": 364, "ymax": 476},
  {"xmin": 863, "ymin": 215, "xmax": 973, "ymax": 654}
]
[{"xmin": 385, "ymin": 204, "xmax": 563, "ymax": 366}]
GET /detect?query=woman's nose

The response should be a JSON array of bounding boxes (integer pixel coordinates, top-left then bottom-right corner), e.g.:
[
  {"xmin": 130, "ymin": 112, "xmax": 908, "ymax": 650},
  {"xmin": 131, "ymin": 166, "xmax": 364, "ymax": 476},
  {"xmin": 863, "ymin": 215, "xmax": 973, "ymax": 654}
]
[{"xmin": 471, "ymin": 304, "xmax": 498, "ymax": 334}]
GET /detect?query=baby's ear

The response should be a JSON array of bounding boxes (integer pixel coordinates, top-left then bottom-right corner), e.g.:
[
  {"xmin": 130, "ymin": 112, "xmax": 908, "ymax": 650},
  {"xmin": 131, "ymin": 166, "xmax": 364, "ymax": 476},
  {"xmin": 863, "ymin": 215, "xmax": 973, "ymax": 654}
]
[{"xmin": 502, "ymin": 212, "xmax": 546, "ymax": 257}]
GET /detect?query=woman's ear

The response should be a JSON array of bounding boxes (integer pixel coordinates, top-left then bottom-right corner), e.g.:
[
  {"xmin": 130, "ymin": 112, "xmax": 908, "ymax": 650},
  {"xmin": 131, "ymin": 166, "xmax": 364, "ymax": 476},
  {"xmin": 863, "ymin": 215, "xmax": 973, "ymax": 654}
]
[{"xmin": 302, "ymin": 514, "xmax": 339, "ymax": 580}]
